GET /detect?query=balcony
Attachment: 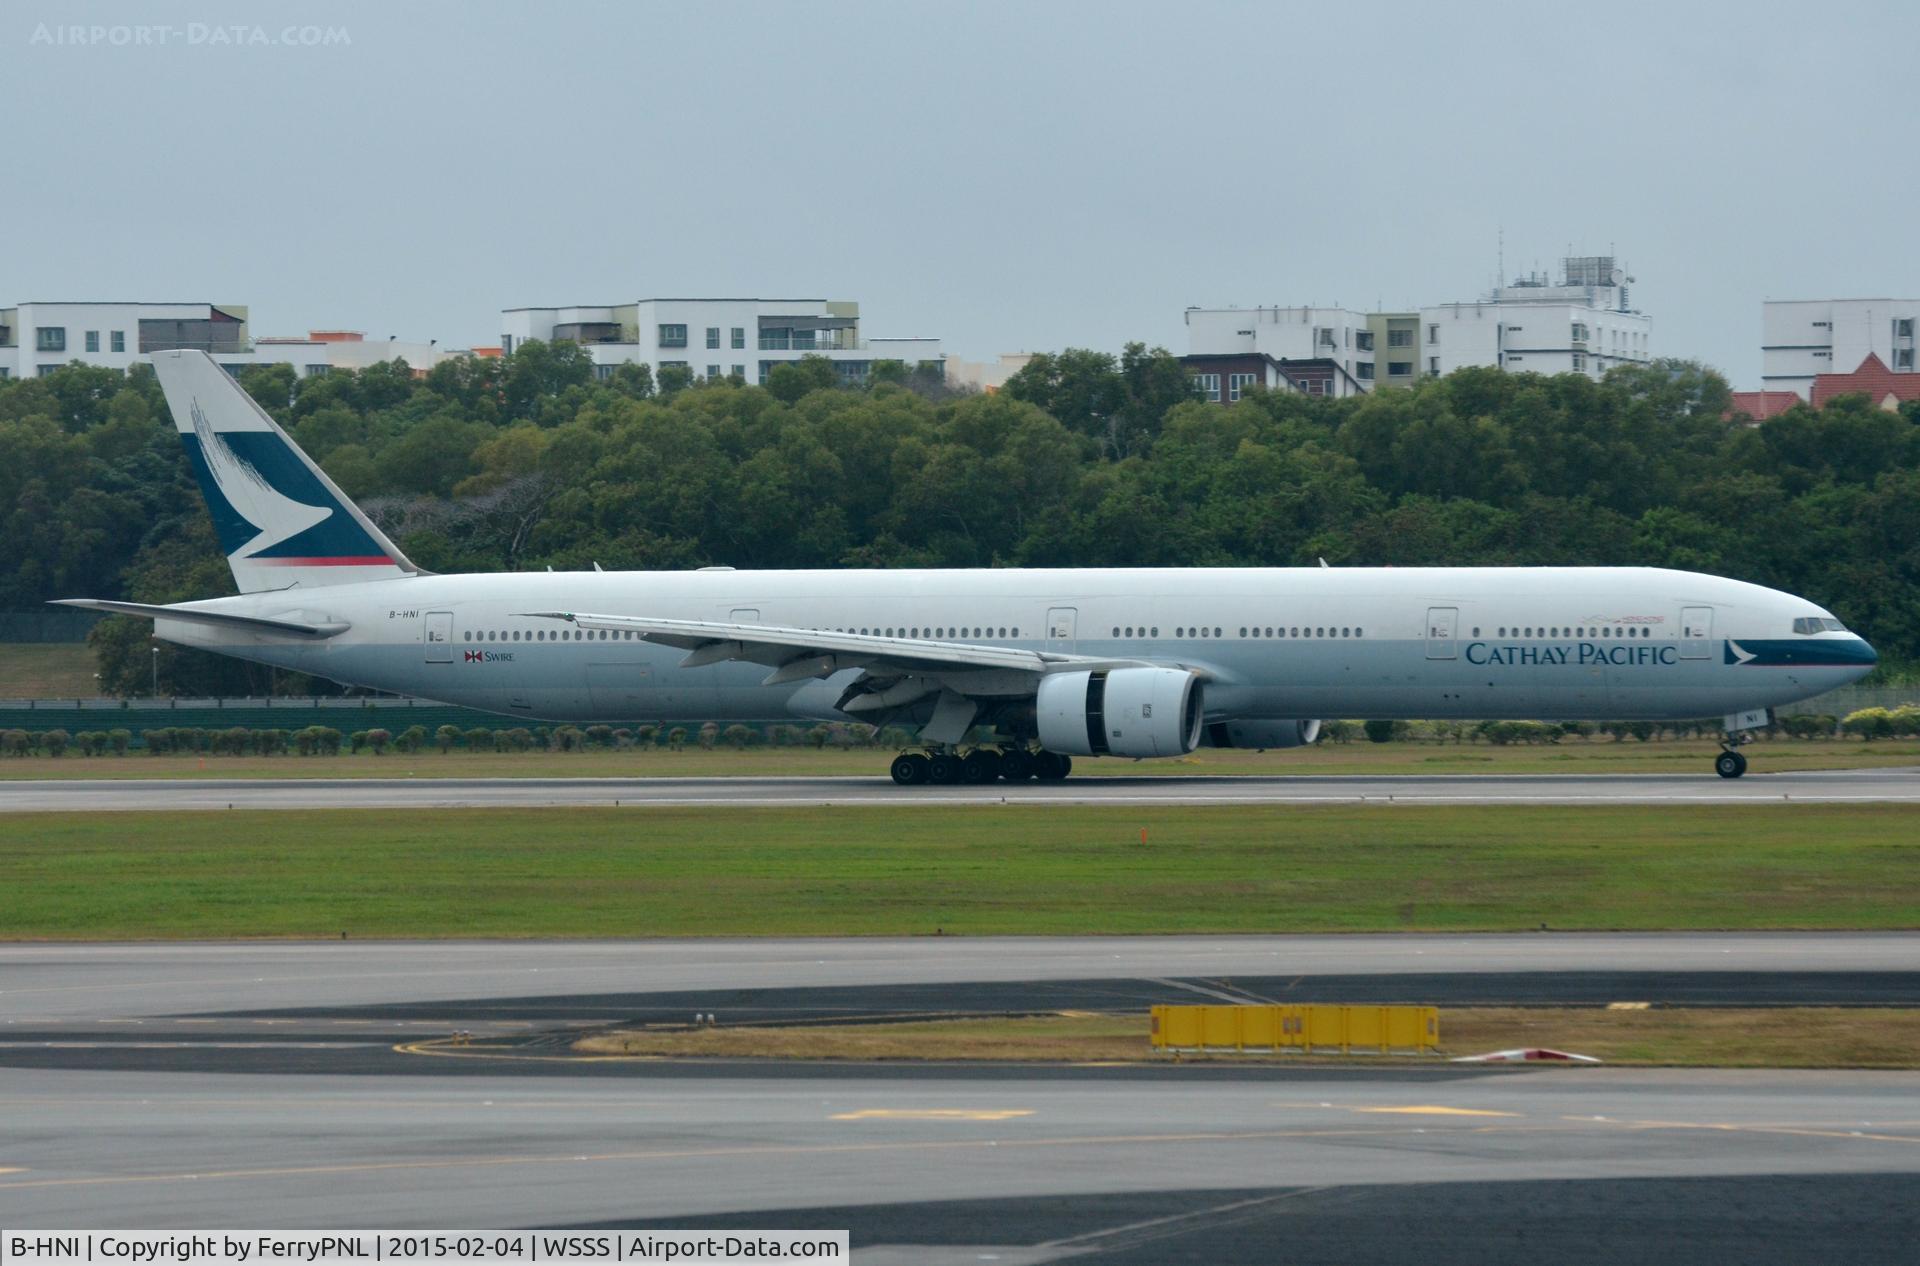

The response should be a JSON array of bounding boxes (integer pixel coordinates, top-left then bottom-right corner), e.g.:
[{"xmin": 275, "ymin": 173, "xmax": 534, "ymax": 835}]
[
  {"xmin": 758, "ymin": 329, "xmax": 859, "ymax": 352},
  {"xmin": 552, "ymin": 322, "xmax": 630, "ymax": 345}
]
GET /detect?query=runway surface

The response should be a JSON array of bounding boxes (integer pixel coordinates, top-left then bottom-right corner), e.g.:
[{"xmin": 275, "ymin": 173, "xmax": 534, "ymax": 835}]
[
  {"xmin": 6, "ymin": 765, "xmax": 1920, "ymax": 810},
  {"xmin": 0, "ymin": 937, "xmax": 1916, "ymax": 1258}
]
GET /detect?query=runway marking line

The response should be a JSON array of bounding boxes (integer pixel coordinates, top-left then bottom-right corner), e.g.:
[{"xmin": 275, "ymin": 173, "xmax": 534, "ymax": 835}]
[
  {"xmin": 831, "ymin": 1109, "xmax": 1034, "ymax": 1121},
  {"xmin": 1355, "ymin": 1106, "xmax": 1520, "ymax": 1117}
]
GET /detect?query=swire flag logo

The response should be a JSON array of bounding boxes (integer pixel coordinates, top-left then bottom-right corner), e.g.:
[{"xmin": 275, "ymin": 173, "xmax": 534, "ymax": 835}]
[{"xmin": 464, "ymin": 650, "xmax": 484, "ymax": 663}]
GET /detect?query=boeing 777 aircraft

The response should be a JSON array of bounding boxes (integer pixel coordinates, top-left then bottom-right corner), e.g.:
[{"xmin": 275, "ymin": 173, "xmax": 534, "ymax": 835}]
[{"xmin": 57, "ymin": 350, "xmax": 1878, "ymax": 784}]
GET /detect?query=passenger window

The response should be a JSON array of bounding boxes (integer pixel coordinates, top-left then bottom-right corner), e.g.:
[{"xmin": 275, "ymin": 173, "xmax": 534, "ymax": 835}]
[
  {"xmin": 1356, "ymin": 627, "xmax": 1363, "ymax": 637},
  {"xmin": 1151, "ymin": 626, "xmax": 1159, "ymax": 637},
  {"xmin": 1239, "ymin": 628, "xmax": 1247, "ymax": 638}
]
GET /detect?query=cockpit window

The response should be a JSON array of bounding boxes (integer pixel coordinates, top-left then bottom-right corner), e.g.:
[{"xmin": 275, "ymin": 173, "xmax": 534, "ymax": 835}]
[{"xmin": 1793, "ymin": 616, "xmax": 1848, "ymax": 634}]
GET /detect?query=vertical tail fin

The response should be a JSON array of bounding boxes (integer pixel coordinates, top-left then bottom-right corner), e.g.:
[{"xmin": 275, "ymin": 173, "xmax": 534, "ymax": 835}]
[{"xmin": 150, "ymin": 350, "xmax": 423, "ymax": 592}]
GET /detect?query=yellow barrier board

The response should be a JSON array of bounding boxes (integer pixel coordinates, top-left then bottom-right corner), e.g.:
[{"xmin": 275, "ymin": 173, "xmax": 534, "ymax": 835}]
[{"xmin": 1149, "ymin": 1004, "xmax": 1438, "ymax": 1054}]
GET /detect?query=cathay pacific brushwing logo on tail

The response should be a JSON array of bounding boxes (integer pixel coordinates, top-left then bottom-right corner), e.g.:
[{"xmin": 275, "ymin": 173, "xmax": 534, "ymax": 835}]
[{"xmin": 189, "ymin": 397, "xmax": 331, "ymax": 559}]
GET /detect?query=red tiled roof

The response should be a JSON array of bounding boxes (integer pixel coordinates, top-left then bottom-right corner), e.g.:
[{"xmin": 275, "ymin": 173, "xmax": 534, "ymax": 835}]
[
  {"xmin": 1810, "ymin": 352, "xmax": 1920, "ymax": 409},
  {"xmin": 1727, "ymin": 390, "xmax": 1802, "ymax": 421}
]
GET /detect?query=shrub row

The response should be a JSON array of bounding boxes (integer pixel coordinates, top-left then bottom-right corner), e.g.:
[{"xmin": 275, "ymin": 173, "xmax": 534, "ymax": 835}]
[
  {"xmin": 3, "ymin": 713, "xmax": 1909, "ymax": 757},
  {"xmin": 0, "ymin": 721, "xmax": 901, "ymax": 756}
]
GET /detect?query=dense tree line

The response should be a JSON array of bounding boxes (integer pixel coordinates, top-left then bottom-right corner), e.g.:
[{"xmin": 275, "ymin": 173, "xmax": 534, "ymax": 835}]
[{"xmin": 0, "ymin": 340, "xmax": 1914, "ymax": 696}]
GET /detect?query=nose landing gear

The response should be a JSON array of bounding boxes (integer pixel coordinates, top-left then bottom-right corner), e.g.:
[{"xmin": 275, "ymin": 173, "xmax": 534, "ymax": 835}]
[{"xmin": 1714, "ymin": 708, "xmax": 1771, "ymax": 778}]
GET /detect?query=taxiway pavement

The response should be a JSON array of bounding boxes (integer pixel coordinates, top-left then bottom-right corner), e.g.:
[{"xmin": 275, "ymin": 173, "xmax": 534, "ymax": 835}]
[{"xmin": 5, "ymin": 765, "xmax": 1920, "ymax": 810}]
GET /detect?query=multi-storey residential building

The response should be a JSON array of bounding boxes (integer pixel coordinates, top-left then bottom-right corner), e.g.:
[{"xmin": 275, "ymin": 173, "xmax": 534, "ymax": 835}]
[
  {"xmin": 1183, "ymin": 305, "xmax": 1377, "ymax": 397},
  {"xmin": 501, "ymin": 298, "xmax": 942, "ymax": 386},
  {"xmin": 0, "ymin": 300, "xmax": 452, "ymax": 379},
  {"xmin": 1366, "ymin": 312, "xmax": 1422, "ymax": 387},
  {"xmin": 1183, "ymin": 256, "xmax": 1651, "ymax": 402},
  {"xmin": 1421, "ymin": 257, "xmax": 1652, "ymax": 380},
  {"xmin": 1761, "ymin": 298, "xmax": 1920, "ymax": 399}
]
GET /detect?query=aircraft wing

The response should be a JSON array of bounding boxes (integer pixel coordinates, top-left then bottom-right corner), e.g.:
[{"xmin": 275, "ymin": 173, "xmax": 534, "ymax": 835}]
[
  {"xmin": 51, "ymin": 598, "xmax": 350, "ymax": 639},
  {"xmin": 518, "ymin": 611, "xmax": 1158, "ymax": 685}
]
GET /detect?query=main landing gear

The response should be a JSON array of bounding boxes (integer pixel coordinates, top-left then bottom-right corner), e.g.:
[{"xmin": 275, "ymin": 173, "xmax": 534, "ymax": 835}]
[
  {"xmin": 1714, "ymin": 748, "xmax": 1749, "ymax": 779},
  {"xmin": 889, "ymin": 748, "xmax": 1072, "ymax": 786}
]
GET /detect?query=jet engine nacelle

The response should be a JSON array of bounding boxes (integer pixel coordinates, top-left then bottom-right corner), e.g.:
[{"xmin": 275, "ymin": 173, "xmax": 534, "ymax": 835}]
[
  {"xmin": 1205, "ymin": 718, "xmax": 1322, "ymax": 750},
  {"xmin": 1036, "ymin": 667, "xmax": 1205, "ymax": 758}
]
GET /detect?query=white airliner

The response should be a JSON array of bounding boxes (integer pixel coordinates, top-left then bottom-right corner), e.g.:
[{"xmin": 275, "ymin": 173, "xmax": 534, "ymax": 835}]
[{"xmin": 58, "ymin": 350, "xmax": 1878, "ymax": 783}]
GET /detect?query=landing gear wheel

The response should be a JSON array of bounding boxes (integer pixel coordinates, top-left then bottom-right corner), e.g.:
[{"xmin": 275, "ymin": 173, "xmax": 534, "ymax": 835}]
[
  {"xmin": 959, "ymin": 751, "xmax": 1000, "ymax": 784},
  {"xmin": 926, "ymin": 752, "xmax": 962, "ymax": 785},
  {"xmin": 890, "ymin": 753, "xmax": 930, "ymax": 786},
  {"xmin": 1714, "ymin": 750, "xmax": 1748, "ymax": 780},
  {"xmin": 997, "ymin": 748, "xmax": 1035, "ymax": 782},
  {"xmin": 1033, "ymin": 751, "xmax": 1072, "ymax": 781}
]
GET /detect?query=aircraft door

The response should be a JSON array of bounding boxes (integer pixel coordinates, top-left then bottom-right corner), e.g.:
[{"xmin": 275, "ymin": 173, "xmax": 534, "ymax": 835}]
[
  {"xmin": 1424, "ymin": 607, "xmax": 1458, "ymax": 659},
  {"xmin": 1680, "ymin": 606, "xmax": 1713, "ymax": 659},
  {"xmin": 424, "ymin": 611, "xmax": 453, "ymax": 663},
  {"xmin": 1046, "ymin": 607, "xmax": 1078, "ymax": 654}
]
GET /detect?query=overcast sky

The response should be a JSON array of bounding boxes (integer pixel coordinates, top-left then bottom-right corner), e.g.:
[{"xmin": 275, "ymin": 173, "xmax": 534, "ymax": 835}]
[{"xmin": 5, "ymin": 0, "xmax": 1911, "ymax": 386}]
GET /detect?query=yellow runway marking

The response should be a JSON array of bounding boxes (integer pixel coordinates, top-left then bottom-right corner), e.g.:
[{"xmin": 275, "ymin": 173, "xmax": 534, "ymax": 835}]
[
  {"xmin": 1354, "ymin": 1106, "xmax": 1520, "ymax": 1118},
  {"xmin": 831, "ymin": 1109, "xmax": 1034, "ymax": 1122}
]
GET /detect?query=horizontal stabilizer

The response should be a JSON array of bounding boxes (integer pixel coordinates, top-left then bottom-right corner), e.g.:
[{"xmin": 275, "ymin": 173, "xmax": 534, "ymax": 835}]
[{"xmin": 50, "ymin": 599, "xmax": 350, "ymax": 639}]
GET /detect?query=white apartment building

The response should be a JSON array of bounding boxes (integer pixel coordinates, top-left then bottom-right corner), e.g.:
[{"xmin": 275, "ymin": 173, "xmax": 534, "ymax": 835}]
[
  {"xmin": 1761, "ymin": 298, "xmax": 1920, "ymax": 398},
  {"xmin": 501, "ymin": 299, "xmax": 942, "ymax": 386},
  {"xmin": 0, "ymin": 300, "xmax": 452, "ymax": 379},
  {"xmin": 1184, "ymin": 305, "xmax": 1376, "ymax": 395},
  {"xmin": 1421, "ymin": 259, "xmax": 1651, "ymax": 380}
]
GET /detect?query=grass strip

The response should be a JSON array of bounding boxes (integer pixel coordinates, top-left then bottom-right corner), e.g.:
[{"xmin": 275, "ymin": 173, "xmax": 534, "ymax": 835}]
[
  {"xmin": 1, "ymin": 803, "xmax": 1915, "ymax": 938},
  {"xmin": 575, "ymin": 1007, "xmax": 1920, "ymax": 1069}
]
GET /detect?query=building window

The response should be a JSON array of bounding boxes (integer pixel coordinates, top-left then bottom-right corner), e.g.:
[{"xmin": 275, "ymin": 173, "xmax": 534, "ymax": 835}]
[
  {"xmin": 1428, "ymin": 356, "xmax": 1440, "ymax": 375},
  {"xmin": 731, "ymin": 364, "xmax": 746, "ymax": 379},
  {"xmin": 705, "ymin": 327, "xmax": 720, "ymax": 349},
  {"xmin": 1227, "ymin": 372, "xmax": 1257, "ymax": 401},
  {"xmin": 1191, "ymin": 372, "xmax": 1222, "ymax": 402},
  {"xmin": 1571, "ymin": 322, "xmax": 1588, "ymax": 341},
  {"xmin": 304, "ymin": 364, "xmax": 330, "ymax": 377},
  {"xmin": 84, "ymin": 331, "xmax": 100, "ymax": 353},
  {"xmin": 1356, "ymin": 362, "xmax": 1375, "ymax": 381},
  {"xmin": 731, "ymin": 326, "xmax": 745, "ymax": 349},
  {"xmin": 1897, "ymin": 318, "xmax": 1915, "ymax": 339},
  {"xmin": 110, "ymin": 330, "xmax": 125, "ymax": 353},
  {"xmin": 1427, "ymin": 324, "xmax": 1439, "ymax": 345},
  {"xmin": 594, "ymin": 364, "xmax": 617, "ymax": 381},
  {"xmin": 1355, "ymin": 331, "xmax": 1374, "ymax": 351},
  {"xmin": 1897, "ymin": 349, "xmax": 1915, "ymax": 370},
  {"xmin": 36, "ymin": 327, "xmax": 65, "ymax": 352},
  {"xmin": 1388, "ymin": 328, "xmax": 1413, "ymax": 348},
  {"xmin": 0, "ymin": 368, "xmax": 10, "ymax": 379},
  {"xmin": 1388, "ymin": 361, "xmax": 1412, "ymax": 377},
  {"xmin": 758, "ymin": 360, "xmax": 773, "ymax": 384},
  {"xmin": 658, "ymin": 324, "xmax": 688, "ymax": 348},
  {"xmin": 706, "ymin": 364, "xmax": 722, "ymax": 379},
  {"xmin": 502, "ymin": 334, "xmax": 514, "ymax": 355}
]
